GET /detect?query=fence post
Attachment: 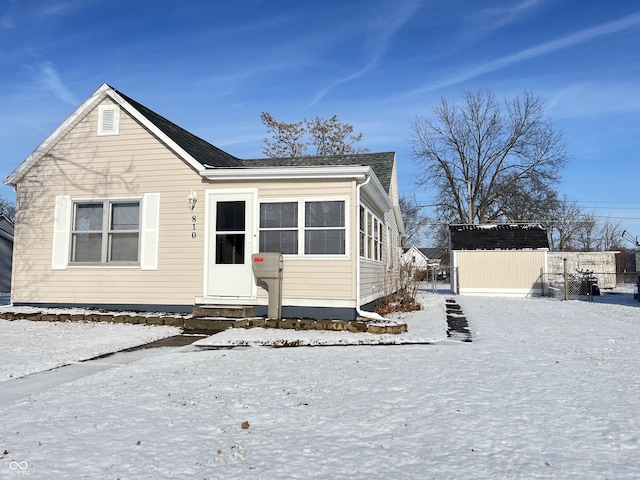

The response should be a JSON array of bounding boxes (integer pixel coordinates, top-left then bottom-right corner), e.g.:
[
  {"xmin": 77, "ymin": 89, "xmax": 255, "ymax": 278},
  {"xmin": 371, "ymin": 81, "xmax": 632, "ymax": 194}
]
[{"xmin": 563, "ymin": 258, "xmax": 568, "ymax": 301}]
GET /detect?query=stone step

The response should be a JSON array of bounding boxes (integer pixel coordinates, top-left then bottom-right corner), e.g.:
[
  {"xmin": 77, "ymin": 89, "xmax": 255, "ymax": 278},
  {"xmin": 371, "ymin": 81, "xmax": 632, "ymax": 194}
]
[{"xmin": 191, "ymin": 305, "xmax": 255, "ymax": 319}]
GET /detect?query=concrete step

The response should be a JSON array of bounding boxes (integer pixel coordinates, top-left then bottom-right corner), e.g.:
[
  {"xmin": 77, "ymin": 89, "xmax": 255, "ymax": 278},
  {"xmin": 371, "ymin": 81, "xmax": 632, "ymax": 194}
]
[
  {"xmin": 184, "ymin": 316, "xmax": 265, "ymax": 333},
  {"xmin": 192, "ymin": 305, "xmax": 255, "ymax": 319}
]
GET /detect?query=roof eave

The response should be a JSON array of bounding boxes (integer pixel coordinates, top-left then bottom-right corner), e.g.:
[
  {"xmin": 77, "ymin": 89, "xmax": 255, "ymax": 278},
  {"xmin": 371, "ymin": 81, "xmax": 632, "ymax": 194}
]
[{"xmin": 202, "ymin": 165, "xmax": 393, "ymax": 211}]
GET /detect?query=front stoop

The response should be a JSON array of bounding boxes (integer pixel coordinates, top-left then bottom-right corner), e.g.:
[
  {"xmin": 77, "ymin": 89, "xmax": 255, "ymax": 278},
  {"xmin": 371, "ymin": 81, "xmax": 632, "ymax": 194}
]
[
  {"xmin": 0, "ymin": 309, "xmax": 407, "ymax": 335},
  {"xmin": 191, "ymin": 305, "xmax": 255, "ymax": 319}
]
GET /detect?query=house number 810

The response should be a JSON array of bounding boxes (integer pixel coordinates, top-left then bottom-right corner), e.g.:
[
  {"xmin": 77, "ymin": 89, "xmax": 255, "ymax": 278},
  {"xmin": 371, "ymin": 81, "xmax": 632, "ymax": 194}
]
[{"xmin": 192, "ymin": 215, "xmax": 197, "ymax": 239}]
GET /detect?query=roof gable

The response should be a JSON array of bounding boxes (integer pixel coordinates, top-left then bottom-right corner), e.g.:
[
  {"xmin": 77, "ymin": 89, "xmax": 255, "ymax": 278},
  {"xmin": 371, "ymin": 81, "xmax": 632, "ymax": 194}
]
[{"xmin": 450, "ymin": 224, "xmax": 549, "ymax": 250}]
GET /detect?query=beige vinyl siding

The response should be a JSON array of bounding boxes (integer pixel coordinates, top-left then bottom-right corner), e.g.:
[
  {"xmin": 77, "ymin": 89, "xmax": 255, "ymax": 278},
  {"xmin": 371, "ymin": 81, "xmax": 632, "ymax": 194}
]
[
  {"xmin": 454, "ymin": 250, "xmax": 546, "ymax": 296},
  {"xmin": 12, "ymin": 98, "xmax": 206, "ymax": 307},
  {"xmin": 248, "ymin": 179, "xmax": 357, "ymax": 304},
  {"xmin": 358, "ymin": 196, "xmax": 402, "ymax": 305}
]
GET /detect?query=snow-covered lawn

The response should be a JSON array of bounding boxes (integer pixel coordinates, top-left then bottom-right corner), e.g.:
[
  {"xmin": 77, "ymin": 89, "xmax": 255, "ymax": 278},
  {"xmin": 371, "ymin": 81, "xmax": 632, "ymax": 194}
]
[
  {"xmin": 0, "ymin": 320, "xmax": 181, "ymax": 381},
  {"xmin": 1, "ymin": 292, "xmax": 639, "ymax": 479}
]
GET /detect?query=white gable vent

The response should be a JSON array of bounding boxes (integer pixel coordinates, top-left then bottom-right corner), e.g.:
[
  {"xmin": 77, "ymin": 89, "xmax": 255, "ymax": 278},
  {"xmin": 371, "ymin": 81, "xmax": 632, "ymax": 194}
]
[{"xmin": 98, "ymin": 105, "xmax": 120, "ymax": 135}]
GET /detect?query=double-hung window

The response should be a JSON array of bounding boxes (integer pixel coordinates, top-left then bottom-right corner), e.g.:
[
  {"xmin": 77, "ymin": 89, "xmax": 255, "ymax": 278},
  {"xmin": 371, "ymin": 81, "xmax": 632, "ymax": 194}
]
[
  {"xmin": 259, "ymin": 200, "xmax": 346, "ymax": 256},
  {"xmin": 359, "ymin": 205, "xmax": 383, "ymax": 262},
  {"xmin": 71, "ymin": 200, "xmax": 140, "ymax": 264},
  {"xmin": 259, "ymin": 202, "xmax": 298, "ymax": 254},
  {"xmin": 305, "ymin": 201, "xmax": 345, "ymax": 255}
]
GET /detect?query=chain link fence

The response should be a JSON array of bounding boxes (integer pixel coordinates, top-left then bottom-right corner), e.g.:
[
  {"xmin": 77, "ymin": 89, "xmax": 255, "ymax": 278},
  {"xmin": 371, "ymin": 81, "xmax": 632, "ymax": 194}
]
[{"xmin": 543, "ymin": 271, "xmax": 639, "ymax": 301}]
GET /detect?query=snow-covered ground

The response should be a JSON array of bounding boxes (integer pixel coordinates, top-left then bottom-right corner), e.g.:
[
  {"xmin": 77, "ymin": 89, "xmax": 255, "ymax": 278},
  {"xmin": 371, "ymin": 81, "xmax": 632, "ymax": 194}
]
[
  {"xmin": 0, "ymin": 320, "xmax": 181, "ymax": 381},
  {"xmin": 1, "ymin": 290, "xmax": 639, "ymax": 479}
]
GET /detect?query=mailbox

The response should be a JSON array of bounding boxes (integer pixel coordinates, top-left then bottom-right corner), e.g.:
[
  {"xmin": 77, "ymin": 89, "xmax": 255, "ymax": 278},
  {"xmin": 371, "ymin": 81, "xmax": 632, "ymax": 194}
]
[
  {"xmin": 252, "ymin": 252, "xmax": 283, "ymax": 319},
  {"xmin": 251, "ymin": 252, "xmax": 283, "ymax": 279}
]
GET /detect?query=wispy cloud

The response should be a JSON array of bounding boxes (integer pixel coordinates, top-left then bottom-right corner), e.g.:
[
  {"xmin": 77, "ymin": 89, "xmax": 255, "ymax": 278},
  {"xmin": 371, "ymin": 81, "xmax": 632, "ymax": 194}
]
[
  {"xmin": 39, "ymin": 62, "xmax": 78, "ymax": 105},
  {"xmin": 478, "ymin": 0, "xmax": 548, "ymax": 31},
  {"xmin": 1, "ymin": 0, "xmax": 17, "ymax": 29},
  {"xmin": 408, "ymin": 10, "xmax": 640, "ymax": 96},
  {"xmin": 310, "ymin": 0, "xmax": 422, "ymax": 106}
]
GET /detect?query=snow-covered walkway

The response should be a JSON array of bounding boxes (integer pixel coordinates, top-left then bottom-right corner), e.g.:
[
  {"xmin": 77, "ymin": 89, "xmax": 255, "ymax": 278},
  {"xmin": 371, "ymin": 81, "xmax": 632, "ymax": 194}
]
[{"xmin": 1, "ymin": 292, "xmax": 639, "ymax": 478}]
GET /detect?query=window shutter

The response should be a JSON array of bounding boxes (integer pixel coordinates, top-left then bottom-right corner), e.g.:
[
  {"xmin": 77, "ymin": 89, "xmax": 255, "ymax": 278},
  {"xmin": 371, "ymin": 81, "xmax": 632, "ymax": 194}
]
[
  {"xmin": 140, "ymin": 193, "xmax": 160, "ymax": 270},
  {"xmin": 52, "ymin": 195, "xmax": 71, "ymax": 270}
]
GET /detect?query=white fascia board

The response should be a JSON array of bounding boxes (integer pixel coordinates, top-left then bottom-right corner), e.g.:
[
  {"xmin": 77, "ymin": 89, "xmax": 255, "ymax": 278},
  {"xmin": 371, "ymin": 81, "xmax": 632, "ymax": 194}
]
[
  {"xmin": 105, "ymin": 89, "xmax": 205, "ymax": 173},
  {"xmin": 201, "ymin": 165, "xmax": 370, "ymax": 181},
  {"xmin": 202, "ymin": 165, "xmax": 394, "ymax": 212},
  {"xmin": 5, "ymin": 83, "xmax": 112, "ymax": 186},
  {"xmin": 361, "ymin": 173, "xmax": 393, "ymax": 212}
]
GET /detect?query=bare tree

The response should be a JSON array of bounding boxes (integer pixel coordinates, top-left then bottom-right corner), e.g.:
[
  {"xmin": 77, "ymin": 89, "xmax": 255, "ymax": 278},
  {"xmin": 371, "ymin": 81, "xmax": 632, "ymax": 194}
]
[
  {"xmin": 0, "ymin": 195, "xmax": 15, "ymax": 222},
  {"xmin": 399, "ymin": 194, "xmax": 431, "ymax": 246},
  {"xmin": 261, "ymin": 113, "xmax": 369, "ymax": 157},
  {"xmin": 409, "ymin": 90, "xmax": 567, "ymax": 224},
  {"xmin": 574, "ymin": 211, "xmax": 598, "ymax": 251},
  {"xmin": 545, "ymin": 196, "xmax": 583, "ymax": 251},
  {"xmin": 596, "ymin": 217, "xmax": 624, "ymax": 251},
  {"xmin": 260, "ymin": 112, "xmax": 307, "ymax": 158}
]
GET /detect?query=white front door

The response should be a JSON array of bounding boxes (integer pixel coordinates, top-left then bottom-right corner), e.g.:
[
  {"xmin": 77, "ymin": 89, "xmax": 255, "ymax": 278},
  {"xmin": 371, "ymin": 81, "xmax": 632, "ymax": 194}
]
[{"xmin": 206, "ymin": 190, "xmax": 255, "ymax": 298}]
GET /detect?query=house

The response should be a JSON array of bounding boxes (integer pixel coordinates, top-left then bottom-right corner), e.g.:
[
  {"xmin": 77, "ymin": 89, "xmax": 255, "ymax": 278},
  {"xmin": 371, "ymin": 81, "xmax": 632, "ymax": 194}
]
[
  {"xmin": 402, "ymin": 246, "xmax": 448, "ymax": 280},
  {"xmin": 402, "ymin": 246, "xmax": 429, "ymax": 270},
  {"xmin": 449, "ymin": 224, "xmax": 549, "ymax": 296},
  {"xmin": 4, "ymin": 84, "xmax": 404, "ymax": 321},
  {"xmin": 0, "ymin": 214, "xmax": 14, "ymax": 292}
]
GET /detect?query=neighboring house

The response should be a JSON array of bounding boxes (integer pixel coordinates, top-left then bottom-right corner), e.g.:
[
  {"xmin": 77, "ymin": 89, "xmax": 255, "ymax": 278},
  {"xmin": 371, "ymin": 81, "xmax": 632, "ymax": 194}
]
[
  {"xmin": 449, "ymin": 224, "xmax": 549, "ymax": 296},
  {"xmin": 4, "ymin": 83, "xmax": 404, "ymax": 320},
  {"xmin": 402, "ymin": 246, "xmax": 429, "ymax": 270},
  {"xmin": 0, "ymin": 214, "xmax": 14, "ymax": 292},
  {"xmin": 402, "ymin": 246, "xmax": 448, "ymax": 279}
]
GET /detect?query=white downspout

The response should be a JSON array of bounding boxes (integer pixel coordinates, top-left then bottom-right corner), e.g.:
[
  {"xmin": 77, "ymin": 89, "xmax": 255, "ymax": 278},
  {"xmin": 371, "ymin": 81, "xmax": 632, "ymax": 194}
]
[{"xmin": 356, "ymin": 175, "xmax": 385, "ymax": 321}]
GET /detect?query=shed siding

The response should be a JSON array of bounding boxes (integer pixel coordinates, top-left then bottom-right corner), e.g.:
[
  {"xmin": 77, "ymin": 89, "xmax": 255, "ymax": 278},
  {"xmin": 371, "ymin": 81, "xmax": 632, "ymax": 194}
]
[{"xmin": 455, "ymin": 250, "xmax": 546, "ymax": 296}]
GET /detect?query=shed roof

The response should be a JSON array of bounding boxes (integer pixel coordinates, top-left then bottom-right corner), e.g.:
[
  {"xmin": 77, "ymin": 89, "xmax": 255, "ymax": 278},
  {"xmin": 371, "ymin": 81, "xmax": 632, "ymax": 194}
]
[{"xmin": 449, "ymin": 224, "xmax": 549, "ymax": 250}]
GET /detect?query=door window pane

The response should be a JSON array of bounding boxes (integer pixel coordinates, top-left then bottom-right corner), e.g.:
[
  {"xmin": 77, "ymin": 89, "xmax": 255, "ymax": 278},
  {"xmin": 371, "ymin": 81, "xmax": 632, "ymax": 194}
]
[
  {"xmin": 217, "ymin": 201, "xmax": 245, "ymax": 231},
  {"xmin": 216, "ymin": 234, "xmax": 245, "ymax": 264}
]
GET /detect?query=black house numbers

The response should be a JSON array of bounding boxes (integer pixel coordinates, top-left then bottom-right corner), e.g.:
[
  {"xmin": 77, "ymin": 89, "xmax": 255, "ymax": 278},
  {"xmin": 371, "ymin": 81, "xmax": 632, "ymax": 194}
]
[{"xmin": 192, "ymin": 215, "xmax": 197, "ymax": 239}]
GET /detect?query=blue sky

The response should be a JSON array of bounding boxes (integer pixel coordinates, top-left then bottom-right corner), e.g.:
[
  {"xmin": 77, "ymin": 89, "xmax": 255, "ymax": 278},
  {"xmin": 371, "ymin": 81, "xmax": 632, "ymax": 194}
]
[{"xmin": 1, "ymin": 0, "xmax": 639, "ymax": 234}]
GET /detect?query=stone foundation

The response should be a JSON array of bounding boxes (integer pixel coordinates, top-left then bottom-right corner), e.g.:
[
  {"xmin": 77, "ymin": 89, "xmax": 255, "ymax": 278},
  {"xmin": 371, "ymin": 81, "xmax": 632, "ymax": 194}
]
[{"xmin": 0, "ymin": 309, "xmax": 407, "ymax": 334}]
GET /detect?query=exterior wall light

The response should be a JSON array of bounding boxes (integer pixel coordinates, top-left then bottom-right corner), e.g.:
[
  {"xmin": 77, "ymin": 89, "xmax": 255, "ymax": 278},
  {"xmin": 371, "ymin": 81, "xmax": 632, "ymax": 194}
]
[{"xmin": 188, "ymin": 190, "xmax": 198, "ymax": 211}]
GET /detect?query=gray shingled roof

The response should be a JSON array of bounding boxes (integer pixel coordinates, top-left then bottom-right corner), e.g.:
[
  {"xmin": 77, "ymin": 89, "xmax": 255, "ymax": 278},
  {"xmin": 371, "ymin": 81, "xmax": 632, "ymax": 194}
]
[
  {"xmin": 116, "ymin": 87, "xmax": 394, "ymax": 190},
  {"xmin": 242, "ymin": 153, "xmax": 395, "ymax": 193},
  {"xmin": 115, "ymin": 88, "xmax": 244, "ymax": 168}
]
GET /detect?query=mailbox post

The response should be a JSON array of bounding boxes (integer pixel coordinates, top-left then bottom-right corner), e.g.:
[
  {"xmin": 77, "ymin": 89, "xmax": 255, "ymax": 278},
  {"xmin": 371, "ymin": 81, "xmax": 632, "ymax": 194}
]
[{"xmin": 251, "ymin": 252, "xmax": 283, "ymax": 320}]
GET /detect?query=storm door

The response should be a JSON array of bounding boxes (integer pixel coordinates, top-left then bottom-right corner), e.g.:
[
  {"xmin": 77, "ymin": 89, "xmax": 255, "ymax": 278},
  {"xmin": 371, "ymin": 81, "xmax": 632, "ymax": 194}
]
[{"xmin": 206, "ymin": 191, "xmax": 254, "ymax": 298}]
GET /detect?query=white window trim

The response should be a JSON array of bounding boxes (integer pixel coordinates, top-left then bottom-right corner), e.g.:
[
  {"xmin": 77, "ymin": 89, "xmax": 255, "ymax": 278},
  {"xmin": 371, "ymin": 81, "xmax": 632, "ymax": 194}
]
[
  {"xmin": 52, "ymin": 194, "xmax": 159, "ymax": 270},
  {"xmin": 70, "ymin": 198, "xmax": 142, "ymax": 266},
  {"xmin": 258, "ymin": 197, "xmax": 349, "ymax": 259},
  {"xmin": 359, "ymin": 204, "xmax": 384, "ymax": 263}
]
